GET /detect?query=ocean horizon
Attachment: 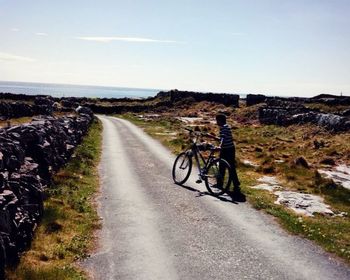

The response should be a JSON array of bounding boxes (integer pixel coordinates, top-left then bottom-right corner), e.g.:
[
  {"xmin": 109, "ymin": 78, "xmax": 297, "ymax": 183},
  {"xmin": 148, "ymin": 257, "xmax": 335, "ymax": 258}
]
[
  {"xmin": 0, "ymin": 81, "xmax": 249, "ymax": 99},
  {"xmin": 0, "ymin": 81, "xmax": 162, "ymax": 99}
]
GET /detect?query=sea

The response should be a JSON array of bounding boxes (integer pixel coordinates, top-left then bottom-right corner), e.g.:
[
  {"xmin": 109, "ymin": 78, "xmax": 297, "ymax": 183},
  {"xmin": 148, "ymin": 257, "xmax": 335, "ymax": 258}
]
[
  {"xmin": 0, "ymin": 81, "xmax": 248, "ymax": 99},
  {"xmin": 0, "ymin": 81, "xmax": 161, "ymax": 99}
]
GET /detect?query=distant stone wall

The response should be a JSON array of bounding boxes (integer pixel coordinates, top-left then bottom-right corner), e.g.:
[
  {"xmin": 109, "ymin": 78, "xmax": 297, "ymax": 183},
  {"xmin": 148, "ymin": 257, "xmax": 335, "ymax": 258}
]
[
  {"xmin": 86, "ymin": 99, "xmax": 173, "ymax": 114},
  {"xmin": 0, "ymin": 97, "xmax": 56, "ymax": 120},
  {"xmin": 0, "ymin": 93, "xmax": 57, "ymax": 102},
  {"xmin": 246, "ymin": 93, "xmax": 350, "ymax": 107},
  {"xmin": 310, "ymin": 94, "xmax": 350, "ymax": 106},
  {"xmin": 158, "ymin": 90, "xmax": 239, "ymax": 107},
  {"xmin": 246, "ymin": 94, "xmax": 267, "ymax": 106},
  {"xmin": 83, "ymin": 90, "xmax": 240, "ymax": 114},
  {"xmin": 0, "ymin": 108, "xmax": 93, "ymax": 276}
]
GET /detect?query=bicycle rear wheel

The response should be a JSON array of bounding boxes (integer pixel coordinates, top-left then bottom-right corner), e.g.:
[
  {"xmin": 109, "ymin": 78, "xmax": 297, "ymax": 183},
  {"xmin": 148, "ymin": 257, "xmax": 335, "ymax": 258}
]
[
  {"xmin": 172, "ymin": 152, "xmax": 192, "ymax": 185},
  {"xmin": 204, "ymin": 158, "xmax": 231, "ymax": 196}
]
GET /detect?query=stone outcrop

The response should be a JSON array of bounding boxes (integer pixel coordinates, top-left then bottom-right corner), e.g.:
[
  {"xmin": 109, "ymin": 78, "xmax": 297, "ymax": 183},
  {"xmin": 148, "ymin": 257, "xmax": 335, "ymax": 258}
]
[
  {"xmin": 259, "ymin": 104, "xmax": 350, "ymax": 132},
  {"xmin": 251, "ymin": 176, "xmax": 345, "ymax": 217},
  {"xmin": 0, "ymin": 108, "xmax": 93, "ymax": 273}
]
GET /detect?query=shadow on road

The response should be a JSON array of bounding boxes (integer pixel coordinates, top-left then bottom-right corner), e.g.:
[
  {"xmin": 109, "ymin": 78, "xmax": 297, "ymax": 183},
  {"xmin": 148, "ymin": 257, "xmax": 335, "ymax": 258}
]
[{"xmin": 175, "ymin": 183, "xmax": 239, "ymax": 204}]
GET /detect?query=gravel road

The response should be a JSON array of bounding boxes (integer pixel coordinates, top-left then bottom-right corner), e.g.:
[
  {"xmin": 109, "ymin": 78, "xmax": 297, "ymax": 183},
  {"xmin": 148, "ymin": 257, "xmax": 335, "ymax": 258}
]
[{"xmin": 83, "ymin": 115, "xmax": 350, "ymax": 280}]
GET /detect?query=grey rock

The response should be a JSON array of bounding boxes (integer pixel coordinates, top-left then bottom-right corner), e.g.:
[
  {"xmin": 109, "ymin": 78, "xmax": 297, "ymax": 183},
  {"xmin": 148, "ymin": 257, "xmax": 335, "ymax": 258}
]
[{"xmin": 0, "ymin": 111, "xmax": 94, "ymax": 274}]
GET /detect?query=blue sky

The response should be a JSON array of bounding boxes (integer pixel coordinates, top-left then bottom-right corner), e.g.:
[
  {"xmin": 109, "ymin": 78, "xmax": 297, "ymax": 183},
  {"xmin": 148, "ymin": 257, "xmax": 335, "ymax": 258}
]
[{"xmin": 0, "ymin": 0, "xmax": 349, "ymax": 96}]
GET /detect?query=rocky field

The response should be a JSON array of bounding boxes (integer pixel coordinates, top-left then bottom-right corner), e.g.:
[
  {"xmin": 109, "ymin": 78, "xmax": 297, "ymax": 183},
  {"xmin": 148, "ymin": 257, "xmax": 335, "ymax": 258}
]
[{"xmin": 1, "ymin": 90, "xmax": 350, "ymax": 274}]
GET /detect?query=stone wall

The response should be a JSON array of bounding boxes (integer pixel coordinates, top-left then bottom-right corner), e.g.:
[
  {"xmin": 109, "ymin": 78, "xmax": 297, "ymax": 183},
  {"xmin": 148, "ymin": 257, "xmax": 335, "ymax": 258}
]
[
  {"xmin": 0, "ymin": 108, "xmax": 94, "ymax": 276},
  {"xmin": 246, "ymin": 94, "xmax": 267, "ymax": 106},
  {"xmin": 0, "ymin": 97, "xmax": 55, "ymax": 120},
  {"xmin": 0, "ymin": 93, "xmax": 57, "ymax": 102},
  {"xmin": 310, "ymin": 94, "xmax": 350, "ymax": 106},
  {"xmin": 82, "ymin": 90, "xmax": 240, "ymax": 114},
  {"xmin": 157, "ymin": 90, "xmax": 239, "ymax": 107},
  {"xmin": 86, "ymin": 99, "xmax": 172, "ymax": 114},
  {"xmin": 259, "ymin": 105, "xmax": 350, "ymax": 132}
]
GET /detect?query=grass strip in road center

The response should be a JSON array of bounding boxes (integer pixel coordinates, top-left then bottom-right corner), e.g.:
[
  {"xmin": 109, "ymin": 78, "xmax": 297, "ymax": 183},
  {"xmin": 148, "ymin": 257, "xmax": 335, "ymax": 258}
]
[{"xmin": 6, "ymin": 118, "xmax": 103, "ymax": 280}]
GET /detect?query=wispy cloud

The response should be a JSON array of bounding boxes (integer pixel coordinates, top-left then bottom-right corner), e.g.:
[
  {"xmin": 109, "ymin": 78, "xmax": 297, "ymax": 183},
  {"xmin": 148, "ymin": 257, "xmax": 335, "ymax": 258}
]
[
  {"xmin": 11, "ymin": 28, "xmax": 20, "ymax": 32},
  {"xmin": 0, "ymin": 52, "xmax": 35, "ymax": 62},
  {"xmin": 76, "ymin": 36, "xmax": 183, "ymax": 43},
  {"xmin": 35, "ymin": 32, "xmax": 48, "ymax": 36}
]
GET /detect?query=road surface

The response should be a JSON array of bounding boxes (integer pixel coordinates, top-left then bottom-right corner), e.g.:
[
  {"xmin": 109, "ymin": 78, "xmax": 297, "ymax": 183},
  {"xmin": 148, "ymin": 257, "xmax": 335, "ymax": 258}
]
[{"xmin": 83, "ymin": 115, "xmax": 350, "ymax": 280}]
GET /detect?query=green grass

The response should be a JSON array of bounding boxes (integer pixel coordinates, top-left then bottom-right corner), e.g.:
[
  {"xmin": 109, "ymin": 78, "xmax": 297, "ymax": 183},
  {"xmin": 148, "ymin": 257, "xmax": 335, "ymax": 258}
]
[
  {"xmin": 7, "ymin": 118, "xmax": 103, "ymax": 280},
  {"xmin": 118, "ymin": 111, "xmax": 350, "ymax": 264}
]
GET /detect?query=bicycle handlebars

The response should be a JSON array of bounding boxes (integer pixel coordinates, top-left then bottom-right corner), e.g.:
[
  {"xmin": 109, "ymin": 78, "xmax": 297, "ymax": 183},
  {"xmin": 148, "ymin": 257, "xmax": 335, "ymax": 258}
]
[
  {"xmin": 184, "ymin": 127, "xmax": 219, "ymax": 141},
  {"xmin": 183, "ymin": 127, "xmax": 221, "ymax": 150}
]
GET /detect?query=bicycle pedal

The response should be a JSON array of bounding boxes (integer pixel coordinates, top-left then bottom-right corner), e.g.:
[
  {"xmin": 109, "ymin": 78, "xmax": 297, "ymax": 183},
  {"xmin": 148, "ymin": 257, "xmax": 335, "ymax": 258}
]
[{"xmin": 196, "ymin": 179, "xmax": 202, "ymax": 184}]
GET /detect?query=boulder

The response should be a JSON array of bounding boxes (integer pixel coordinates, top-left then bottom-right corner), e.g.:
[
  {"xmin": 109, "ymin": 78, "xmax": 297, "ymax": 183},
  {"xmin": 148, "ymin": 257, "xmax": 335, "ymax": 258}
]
[{"xmin": 295, "ymin": 157, "xmax": 309, "ymax": 168}]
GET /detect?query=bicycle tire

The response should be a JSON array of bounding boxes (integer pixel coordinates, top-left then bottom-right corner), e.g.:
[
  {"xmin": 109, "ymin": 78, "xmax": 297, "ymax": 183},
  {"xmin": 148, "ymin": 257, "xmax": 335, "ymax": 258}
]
[
  {"xmin": 172, "ymin": 152, "xmax": 192, "ymax": 185},
  {"xmin": 204, "ymin": 158, "xmax": 232, "ymax": 196}
]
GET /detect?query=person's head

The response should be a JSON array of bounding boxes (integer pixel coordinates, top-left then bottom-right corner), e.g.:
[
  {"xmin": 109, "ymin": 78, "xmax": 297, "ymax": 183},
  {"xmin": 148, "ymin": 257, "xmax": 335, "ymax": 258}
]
[{"xmin": 216, "ymin": 114, "xmax": 226, "ymax": 126}]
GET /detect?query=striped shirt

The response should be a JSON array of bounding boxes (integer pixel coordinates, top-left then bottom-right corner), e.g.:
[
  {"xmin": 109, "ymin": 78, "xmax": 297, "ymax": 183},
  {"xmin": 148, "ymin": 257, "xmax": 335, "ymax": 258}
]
[{"xmin": 219, "ymin": 124, "xmax": 234, "ymax": 149}]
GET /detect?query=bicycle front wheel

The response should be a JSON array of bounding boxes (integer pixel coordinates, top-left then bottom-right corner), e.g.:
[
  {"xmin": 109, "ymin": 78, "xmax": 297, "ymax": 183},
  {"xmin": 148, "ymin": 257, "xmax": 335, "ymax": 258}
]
[
  {"xmin": 204, "ymin": 158, "xmax": 232, "ymax": 196},
  {"xmin": 172, "ymin": 152, "xmax": 192, "ymax": 185}
]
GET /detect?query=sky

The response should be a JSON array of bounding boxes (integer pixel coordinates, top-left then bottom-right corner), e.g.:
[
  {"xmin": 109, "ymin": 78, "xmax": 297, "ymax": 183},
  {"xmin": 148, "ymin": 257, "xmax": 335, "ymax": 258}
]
[{"xmin": 0, "ymin": 0, "xmax": 349, "ymax": 96}]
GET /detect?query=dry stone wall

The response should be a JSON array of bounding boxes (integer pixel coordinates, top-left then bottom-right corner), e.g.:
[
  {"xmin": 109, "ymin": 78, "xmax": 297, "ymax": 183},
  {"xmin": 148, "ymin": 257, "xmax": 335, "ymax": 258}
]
[
  {"xmin": 0, "ymin": 108, "xmax": 93, "ymax": 276},
  {"xmin": 259, "ymin": 104, "xmax": 350, "ymax": 132},
  {"xmin": 158, "ymin": 90, "xmax": 240, "ymax": 107},
  {"xmin": 0, "ymin": 97, "xmax": 55, "ymax": 120}
]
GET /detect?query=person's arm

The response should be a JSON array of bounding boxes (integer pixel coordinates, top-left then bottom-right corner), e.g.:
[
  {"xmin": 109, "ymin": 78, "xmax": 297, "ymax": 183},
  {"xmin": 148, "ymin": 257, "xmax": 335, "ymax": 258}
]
[{"xmin": 205, "ymin": 133, "xmax": 220, "ymax": 142}]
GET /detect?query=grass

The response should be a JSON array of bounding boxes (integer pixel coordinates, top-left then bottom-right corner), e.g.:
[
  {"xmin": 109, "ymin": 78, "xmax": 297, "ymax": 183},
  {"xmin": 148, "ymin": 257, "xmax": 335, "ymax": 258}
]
[
  {"xmin": 118, "ymin": 109, "xmax": 350, "ymax": 264},
  {"xmin": 0, "ymin": 116, "xmax": 33, "ymax": 128},
  {"xmin": 6, "ymin": 118, "xmax": 103, "ymax": 280}
]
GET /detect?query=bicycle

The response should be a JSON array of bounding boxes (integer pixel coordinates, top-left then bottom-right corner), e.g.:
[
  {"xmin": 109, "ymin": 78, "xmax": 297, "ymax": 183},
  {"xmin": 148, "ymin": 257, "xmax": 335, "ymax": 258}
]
[{"xmin": 172, "ymin": 128, "xmax": 232, "ymax": 196}]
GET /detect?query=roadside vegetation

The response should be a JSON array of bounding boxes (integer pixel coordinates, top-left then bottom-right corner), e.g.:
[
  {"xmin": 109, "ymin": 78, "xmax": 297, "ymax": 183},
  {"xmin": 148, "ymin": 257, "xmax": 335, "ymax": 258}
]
[
  {"xmin": 0, "ymin": 116, "xmax": 33, "ymax": 128},
  {"xmin": 6, "ymin": 118, "xmax": 102, "ymax": 280},
  {"xmin": 118, "ymin": 103, "xmax": 350, "ymax": 264}
]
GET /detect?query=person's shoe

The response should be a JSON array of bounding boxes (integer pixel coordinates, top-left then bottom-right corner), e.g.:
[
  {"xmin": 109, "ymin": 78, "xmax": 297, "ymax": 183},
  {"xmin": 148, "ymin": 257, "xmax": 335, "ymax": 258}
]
[{"xmin": 232, "ymin": 190, "xmax": 246, "ymax": 202}]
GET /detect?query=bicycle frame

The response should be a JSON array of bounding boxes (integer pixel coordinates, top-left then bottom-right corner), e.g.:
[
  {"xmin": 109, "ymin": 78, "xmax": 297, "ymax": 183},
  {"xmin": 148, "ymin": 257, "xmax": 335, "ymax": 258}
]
[
  {"xmin": 173, "ymin": 127, "xmax": 231, "ymax": 196},
  {"xmin": 186, "ymin": 132, "xmax": 217, "ymax": 180}
]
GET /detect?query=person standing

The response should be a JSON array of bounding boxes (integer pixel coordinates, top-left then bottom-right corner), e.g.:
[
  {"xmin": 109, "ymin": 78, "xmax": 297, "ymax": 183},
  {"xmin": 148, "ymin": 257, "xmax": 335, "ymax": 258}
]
[{"xmin": 215, "ymin": 114, "xmax": 245, "ymax": 202}]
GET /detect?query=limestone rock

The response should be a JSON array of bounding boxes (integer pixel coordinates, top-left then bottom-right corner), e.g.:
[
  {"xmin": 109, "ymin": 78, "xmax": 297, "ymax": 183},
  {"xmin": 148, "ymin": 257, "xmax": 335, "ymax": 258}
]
[
  {"xmin": 274, "ymin": 191, "xmax": 334, "ymax": 217},
  {"xmin": 0, "ymin": 108, "xmax": 94, "ymax": 272}
]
